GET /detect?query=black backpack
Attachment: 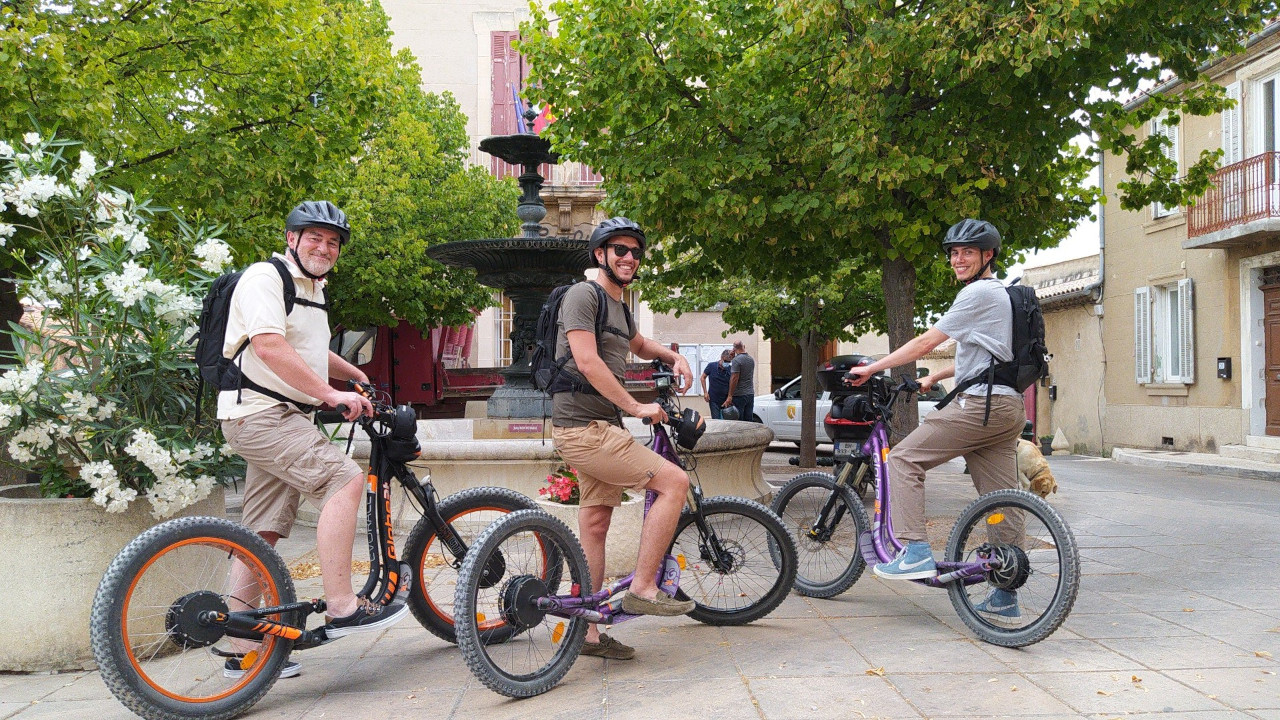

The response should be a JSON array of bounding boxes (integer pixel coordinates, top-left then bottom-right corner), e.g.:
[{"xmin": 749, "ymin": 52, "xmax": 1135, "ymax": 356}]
[
  {"xmin": 935, "ymin": 282, "xmax": 1049, "ymax": 425},
  {"xmin": 193, "ymin": 257, "xmax": 330, "ymax": 415},
  {"xmin": 530, "ymin": 281, "xmax": 632, "ymax": 396}
]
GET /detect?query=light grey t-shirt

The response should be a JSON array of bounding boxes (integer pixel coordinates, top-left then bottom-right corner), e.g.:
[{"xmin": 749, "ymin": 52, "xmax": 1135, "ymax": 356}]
[
  {"xmin": 933, "ymin": 278, "xmax": 1020, "ymax": 398},
  {"xmin": 730, "ymin": 352, "xmax": 755, "ymax": 397}
]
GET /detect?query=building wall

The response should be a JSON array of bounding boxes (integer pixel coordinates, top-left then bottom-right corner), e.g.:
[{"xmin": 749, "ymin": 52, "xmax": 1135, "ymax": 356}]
[
  {"xmin": 1039, "ymin": 302, "xmax": 1106, "ymax": 453},
  {"xmin": 1099, "ymin": 36, "xmax": 1280, "ymax": 452}
]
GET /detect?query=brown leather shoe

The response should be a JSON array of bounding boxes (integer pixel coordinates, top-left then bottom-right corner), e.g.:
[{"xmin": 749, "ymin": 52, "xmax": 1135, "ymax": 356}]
[
  {"xmin": 580, "ymin": 633, "xmax": 635, "ymax": 660},
  {"xmin": 621, "ymin": 590, "xmax": 695, "ymax": 617}
]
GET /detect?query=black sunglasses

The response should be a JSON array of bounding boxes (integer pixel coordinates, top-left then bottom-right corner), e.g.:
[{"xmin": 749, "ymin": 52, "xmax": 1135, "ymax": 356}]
[{"xmin": 606, "ymin": 243, "xmax": 645, "ymax": 260}]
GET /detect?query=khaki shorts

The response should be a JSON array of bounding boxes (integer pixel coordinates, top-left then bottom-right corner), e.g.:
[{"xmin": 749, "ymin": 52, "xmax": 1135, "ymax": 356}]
[
  {"xmin": 222, "ymin": 404, "xmax": 363, "ymax": 538},
  {"xmin": 552, "ymin": 420, "xmax": 668, "ymax": 507}
]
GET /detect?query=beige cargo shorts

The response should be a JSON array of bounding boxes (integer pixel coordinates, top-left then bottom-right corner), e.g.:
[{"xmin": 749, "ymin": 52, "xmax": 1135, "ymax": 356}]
[{"xmin": 222, "ymin": 404, "xmax": 363, "ymax": 538}]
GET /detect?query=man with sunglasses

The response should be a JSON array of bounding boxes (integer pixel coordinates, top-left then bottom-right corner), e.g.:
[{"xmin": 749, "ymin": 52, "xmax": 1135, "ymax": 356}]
[{"xmin": 550, "ymin": 216, "xmax": 696, "ymax": 660}]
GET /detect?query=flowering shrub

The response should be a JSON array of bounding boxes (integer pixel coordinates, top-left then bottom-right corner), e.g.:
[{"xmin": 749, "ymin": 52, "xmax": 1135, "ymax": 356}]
[
  {"xmin": 539, "ymin": 464, "xmax": 581, "ymax": 505},
  {"xmin": 0, "ymin": 132, "xmax": 240, "ymax": 516}
]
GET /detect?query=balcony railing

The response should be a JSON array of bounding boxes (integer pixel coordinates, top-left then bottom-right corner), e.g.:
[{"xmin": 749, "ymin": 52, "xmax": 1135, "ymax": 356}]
[{"xmin": 1187, "ymin": 151, "xmax": 1280, "ymax": 237}]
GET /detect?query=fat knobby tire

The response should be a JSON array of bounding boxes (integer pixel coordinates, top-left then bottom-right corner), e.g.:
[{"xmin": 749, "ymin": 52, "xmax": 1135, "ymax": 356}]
[
  {"xmin": 676, "ymin": 495, "xmax": 798, "ymax": 626},
  {"xmin": 90, "ymin": 516, "xmax": 296, "ymax": 720},
  {"xmin": 454, "ymin": 509, "xmax": 590, "ymax": 698},
  {"xmin": 945, "ymin": 489, "xmax": 1080, "ymax": 647},
  {"xmin": 402, "ymin": 486, "xmax": 538, "ymax": 643}
]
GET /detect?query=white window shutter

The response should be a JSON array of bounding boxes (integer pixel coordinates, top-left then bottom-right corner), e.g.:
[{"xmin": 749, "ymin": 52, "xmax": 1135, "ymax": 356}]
[
  {"xmin": 1178, "ymin": 278, "xmax": 1195, "ymax": 383},
  {"xmin": 1223, "ymin": 82, "xmax": 1242, "ymax": 166},
  {"xmin": 1152, "ymin": 115, "xmax": 1181, "ymax": 218},
  {"xmin": 1135, "ymin": 286, "xmax": 1152, "ymax": 384}
]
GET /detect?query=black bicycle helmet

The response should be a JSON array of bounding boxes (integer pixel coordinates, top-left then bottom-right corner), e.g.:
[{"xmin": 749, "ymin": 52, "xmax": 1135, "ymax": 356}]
[
  {"xmin": 588, "ymin": 216, "xmax": 646, "ymax": 258},
  {"xmin": 286, "ymin": 201, "xmax": 351, "ymax": 246},
  {"xmin": 588, "ymin": 216, "xmax": 646, "ymax": 287},
  {"xmin": 941, "ymin": 219, "xmax": 1000, "ymax": 253}
]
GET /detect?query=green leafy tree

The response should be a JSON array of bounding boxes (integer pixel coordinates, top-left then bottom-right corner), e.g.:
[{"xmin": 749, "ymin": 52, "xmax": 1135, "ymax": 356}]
[
  {"xmin": 3, "ymin": 0, "xmax": 494, "ymax": 354},
  {"xmin": 328, "ymin": 94, "xmax": 519, "ymax": 331},
  {"xmin": 522, "ymin": 0, "xmax": 1270, "ymax": 434}
]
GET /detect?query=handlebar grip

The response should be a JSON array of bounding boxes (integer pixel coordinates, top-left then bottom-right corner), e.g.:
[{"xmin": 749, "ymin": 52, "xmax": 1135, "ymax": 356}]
[
  {"xmin": 336, "ymin": 404, "xmax": 348, "ymax": 415},
  {"xmin": 816, "ymin": 457, "xmax": 835, "ymax": 467},
  {"xmin": 642, "ymin": 417, "xmax": 653, "ymax": 425}
]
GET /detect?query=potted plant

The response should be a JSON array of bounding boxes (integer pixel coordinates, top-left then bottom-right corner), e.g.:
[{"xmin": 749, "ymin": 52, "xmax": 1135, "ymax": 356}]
[
  {"xmin": 0, "ymin": 132, "xmax": 237, "ymax": 670},
  {"xmin": 1039, "ymin": 435, "xmax": 1054, "ymax": 456},
  {"xmin": 536, "ymin": 461, "xmax": 642, "ymax": 576}
]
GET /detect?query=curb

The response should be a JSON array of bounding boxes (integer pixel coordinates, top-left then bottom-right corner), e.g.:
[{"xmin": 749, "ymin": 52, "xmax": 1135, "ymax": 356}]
[{"xmin": 1111, "ymin": 447, "xmax": 1280, "ymax": 482}]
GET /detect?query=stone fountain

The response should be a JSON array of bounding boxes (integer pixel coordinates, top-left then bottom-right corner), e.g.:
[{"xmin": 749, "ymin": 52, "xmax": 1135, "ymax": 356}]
[{"xmin": 425, "ymin": 112, "xmax": 591, "ymax": 418}]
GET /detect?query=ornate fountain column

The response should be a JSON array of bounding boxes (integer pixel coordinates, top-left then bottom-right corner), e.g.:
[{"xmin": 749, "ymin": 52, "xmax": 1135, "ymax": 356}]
[{"xmin": 426, "ymin": 112, "xmax": 592, "ymax": 418}]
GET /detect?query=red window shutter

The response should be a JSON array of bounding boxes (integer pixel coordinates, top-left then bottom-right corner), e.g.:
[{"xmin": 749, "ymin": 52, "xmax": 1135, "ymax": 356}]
[{"xmin": 491, "ymin": 31, "xmax": 520, "ymax": 136}]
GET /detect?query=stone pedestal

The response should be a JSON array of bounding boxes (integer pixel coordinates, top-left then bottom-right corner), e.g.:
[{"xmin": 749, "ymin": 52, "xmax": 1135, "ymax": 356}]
[
  {"xmin": 536, "ymin": 496, "xmax": 644, "ymax": 577},
  {"xmin": 0, "ymin": 484, "xmax": 225, "ymax": 671}
]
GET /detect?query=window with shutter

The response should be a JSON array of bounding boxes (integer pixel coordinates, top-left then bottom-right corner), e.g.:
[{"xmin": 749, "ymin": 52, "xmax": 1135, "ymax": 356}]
[
  {"xmin": 1177, "ymin": 278, "xmax": 1195, "ymax": 383},
  {"xmin": 1151, "ymin": 114, "xmax": 1180, "ymax": 219},
  {"xmin": 491, "ymin": 31, "xmax": 521, "ymax": 137},
  {"xmin": 1134, "ymin": 287, "xmax": 1152, "ymax": 384},
  {"xmin": 1223, "ymin": 82, "xmax": 1243, "ymax": 221}
]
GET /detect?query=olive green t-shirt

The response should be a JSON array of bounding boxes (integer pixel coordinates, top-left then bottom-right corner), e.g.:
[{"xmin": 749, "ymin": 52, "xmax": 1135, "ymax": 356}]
[{"xmin": 551, "ymin": 281, "xmax": 636, "ymax": 427}]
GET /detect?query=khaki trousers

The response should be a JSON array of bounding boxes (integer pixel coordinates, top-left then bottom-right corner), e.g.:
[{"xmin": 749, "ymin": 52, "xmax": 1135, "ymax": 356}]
[{"xmin": 886, "ymin": 393, "xmax": 1026, "ymax": 544}]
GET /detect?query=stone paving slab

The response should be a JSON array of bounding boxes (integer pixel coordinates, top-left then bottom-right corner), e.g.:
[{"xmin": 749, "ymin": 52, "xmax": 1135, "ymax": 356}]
[{"xmin": 3, "ymin": 453, "xmax": 1280, "ymax": 719}]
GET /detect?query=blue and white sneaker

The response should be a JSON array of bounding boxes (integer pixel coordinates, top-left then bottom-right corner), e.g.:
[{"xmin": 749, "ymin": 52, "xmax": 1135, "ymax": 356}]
[
  {"xmin": 873, "ymin": 541, "xmax": 937, "ymax": 580},
  {"xmin": 974, "ymin": 588, "xmax": 1020, "ymax": 618}
]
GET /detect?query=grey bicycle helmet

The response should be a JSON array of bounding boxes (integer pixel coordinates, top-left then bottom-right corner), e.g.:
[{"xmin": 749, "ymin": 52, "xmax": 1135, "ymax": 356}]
[
  {"xmin": 941, "ymin": 219, "xmax": 1000, "ymax": 252},
  {"xmin": 588, "ymin": 216, "xmax": 646, "ymax": 287},
  {"xmin": 286, "ymin": 200, "xmax": 351, "ymax": 246}
]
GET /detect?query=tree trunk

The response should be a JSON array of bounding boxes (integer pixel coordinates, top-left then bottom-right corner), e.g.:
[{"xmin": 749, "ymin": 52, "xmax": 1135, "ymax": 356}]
[
  {"xmin": 797, "ymin": 324, "xmax": 820, "ymax": 468},
  {"xmin": 881, "ymin": 251, "xmax": 920, "ymax": 441}
]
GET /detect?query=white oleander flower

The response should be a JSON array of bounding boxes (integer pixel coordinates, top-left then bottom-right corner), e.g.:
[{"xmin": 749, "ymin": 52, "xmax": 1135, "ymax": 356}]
[
  {"xmin": 102, "ymin": 261, "xmax": 149, "ymax": 307},
  {"xmin": 22, "ymin": 132, "xmax": 40, "ymax": 146},
  {"xmin": 71, "ymin": 150, "xmax": 97, "ymax": 189},
  {"xmin": 0, "ymin": 360, "xmax": 45, "ymax": 401},
  {"xmin": 193, "ymin": 238, "xmax": 233, "ymax": 273},
  {"xmin": 0, "ymin": 140, "xmax": 13, "ymax": 158},
  {"xmin": 96, "ymin": 401, "xmax": 118, "ymax": 421},
  {"xmin": 0, "ymin": 402, "xmax": 21, "ymax": 429}
]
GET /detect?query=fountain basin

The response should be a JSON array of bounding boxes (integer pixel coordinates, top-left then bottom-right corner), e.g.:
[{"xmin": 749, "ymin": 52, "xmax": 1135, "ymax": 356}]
[{"xmin": 307, "ymin": 418, "xmax": 774, "ymax": 531}]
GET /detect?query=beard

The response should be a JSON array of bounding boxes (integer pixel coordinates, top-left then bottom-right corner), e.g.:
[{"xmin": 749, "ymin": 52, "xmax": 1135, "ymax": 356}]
[{"xmin": 295, "ymin": 250, "xmax": 335, "ymax": 277}]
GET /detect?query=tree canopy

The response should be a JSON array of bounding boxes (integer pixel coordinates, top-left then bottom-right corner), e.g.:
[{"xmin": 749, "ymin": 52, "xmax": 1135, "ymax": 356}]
[
  {"xmin": 522, "ymin": 0, "xmax": 1271, "ymax": 429},
  {"xmin": 2, "ymin": 0, "xmax": 515, "ymax": 337}
]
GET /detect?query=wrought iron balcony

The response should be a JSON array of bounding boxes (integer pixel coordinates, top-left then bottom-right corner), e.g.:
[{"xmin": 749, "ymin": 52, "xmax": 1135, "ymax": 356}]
[{"xmin": 1186, "ymin": 151, "xmax": 1280, "ymax": 248}]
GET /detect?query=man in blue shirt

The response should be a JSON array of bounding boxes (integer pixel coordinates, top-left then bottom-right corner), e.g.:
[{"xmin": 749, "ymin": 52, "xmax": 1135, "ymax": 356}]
[{"xmin": 700, "ymin": 349, "xmax": 733, "ymax": 419}]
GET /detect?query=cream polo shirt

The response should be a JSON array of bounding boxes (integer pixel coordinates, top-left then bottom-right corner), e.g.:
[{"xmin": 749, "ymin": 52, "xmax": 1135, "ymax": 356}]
[{"xmin": 216, "ymin": 253, "xmax": 331, "ymax": 420}]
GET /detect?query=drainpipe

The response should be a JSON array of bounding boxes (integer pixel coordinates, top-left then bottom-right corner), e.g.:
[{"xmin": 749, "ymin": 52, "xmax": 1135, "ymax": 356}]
[
  {"xmin": 1096, "ymin": 148, "xmax": 1105, "ymax": 303},
  {"xmin": 1095, "ymin": 149, "xmax": 1106, "ymax": 451}
]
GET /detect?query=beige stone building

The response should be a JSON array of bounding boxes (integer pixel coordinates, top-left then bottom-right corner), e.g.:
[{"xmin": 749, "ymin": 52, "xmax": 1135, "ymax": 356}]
[{"xmin": 1096, "ymin": 24, "xmax": 1280, "ymax": 455}]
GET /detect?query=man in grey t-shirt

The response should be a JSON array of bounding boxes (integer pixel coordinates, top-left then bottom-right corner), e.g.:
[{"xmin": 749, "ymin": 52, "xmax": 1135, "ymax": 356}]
[
  {"xmin": 844, "ymin": 219, "xmax": 1027, "ymax": 618},
  {"xmin": 723, "ymin": 340, "xmax": 757, "ymax": 422}
]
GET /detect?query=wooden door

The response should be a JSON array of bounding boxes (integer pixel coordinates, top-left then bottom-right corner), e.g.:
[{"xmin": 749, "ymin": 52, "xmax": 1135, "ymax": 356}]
[{"xmin": 1263, "ymin": 280, "xmax": 1280, "ymax": 435}]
